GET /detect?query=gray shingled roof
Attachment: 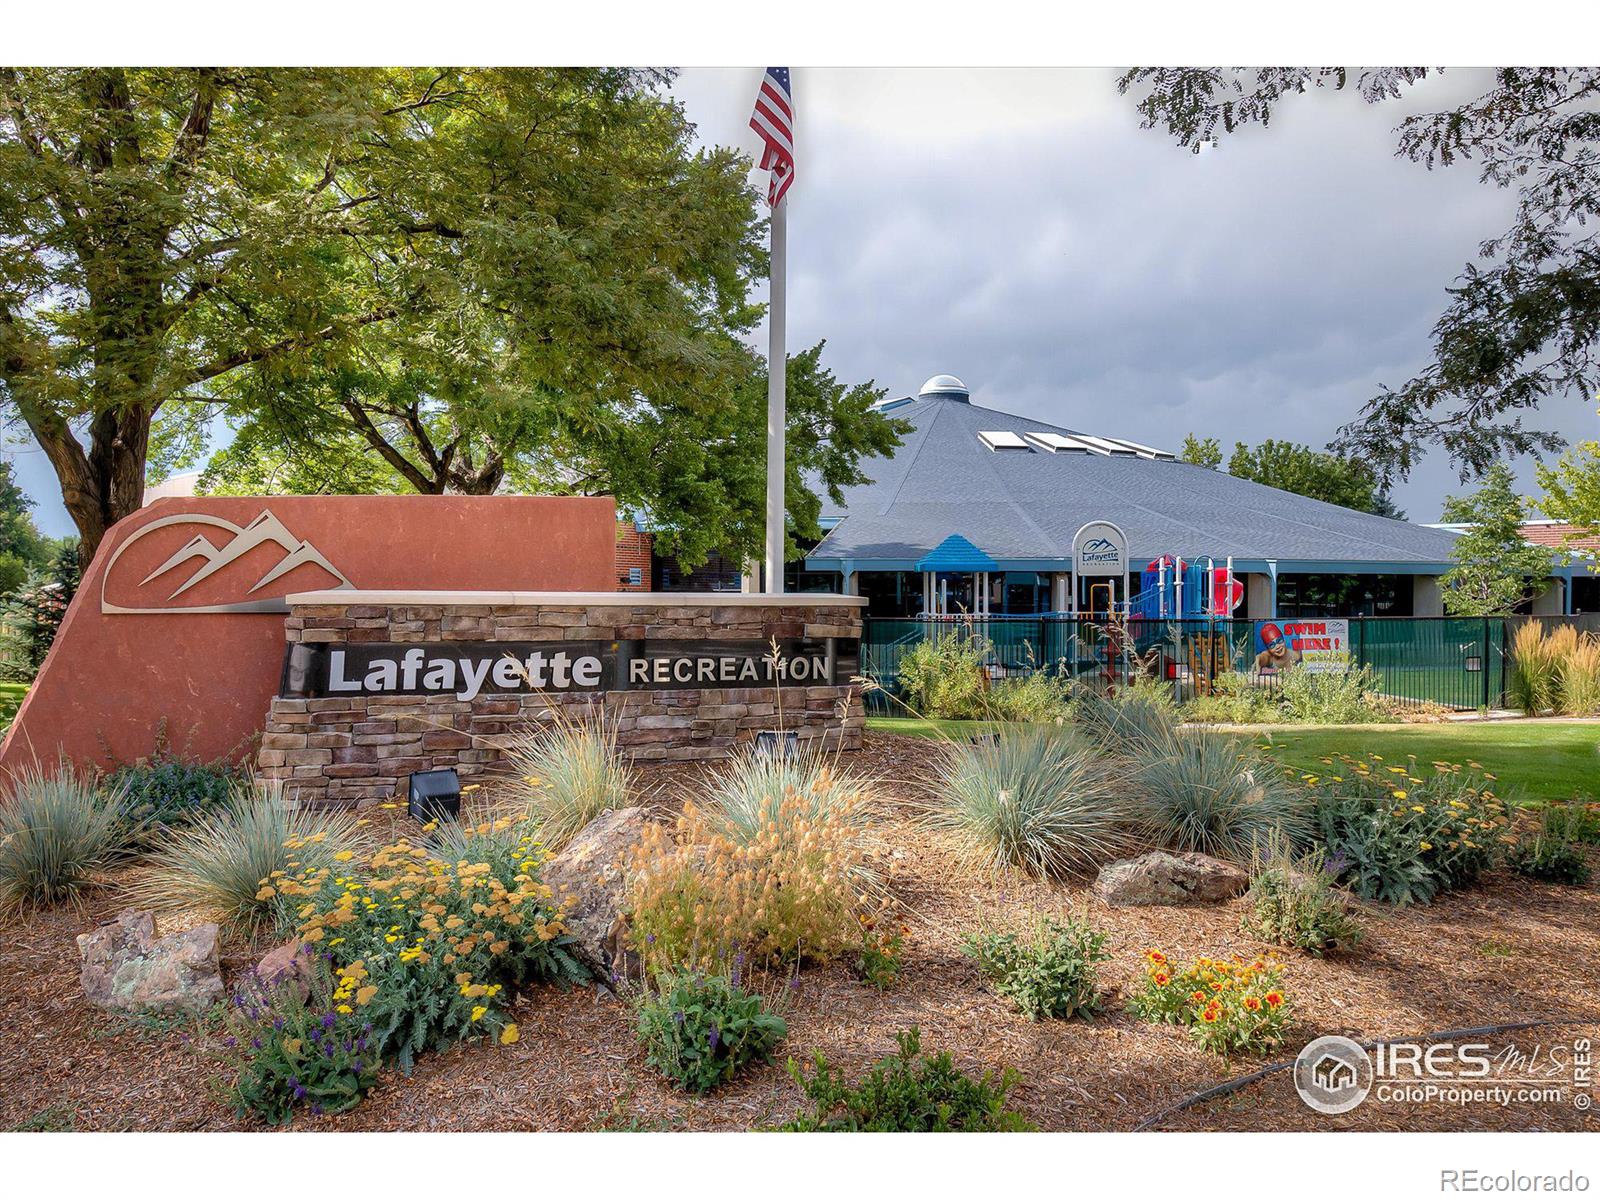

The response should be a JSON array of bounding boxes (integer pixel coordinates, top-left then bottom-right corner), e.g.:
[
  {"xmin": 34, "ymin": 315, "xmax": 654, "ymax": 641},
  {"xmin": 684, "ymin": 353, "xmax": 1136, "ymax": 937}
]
[{"xmin": 807, "ymin": 392, "xmax": 1462, "ymax": 570}]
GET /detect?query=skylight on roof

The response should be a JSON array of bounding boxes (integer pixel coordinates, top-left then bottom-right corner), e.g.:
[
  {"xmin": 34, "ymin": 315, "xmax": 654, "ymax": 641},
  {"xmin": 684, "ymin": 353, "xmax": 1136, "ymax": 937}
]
[
  {"xmin": 978, "ymin": 430, "xmax": 1029, "ymax": 451},
  {"xmin": 1024, "ymin": 432, "xmax": 1097, "ymax": 455}
]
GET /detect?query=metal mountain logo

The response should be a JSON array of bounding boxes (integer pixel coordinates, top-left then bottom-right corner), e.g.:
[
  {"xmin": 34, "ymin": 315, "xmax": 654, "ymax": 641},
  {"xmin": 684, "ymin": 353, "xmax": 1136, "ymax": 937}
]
[{"xmin": 101, "ymin": 509, "xmax": 355, "ymax": 614}]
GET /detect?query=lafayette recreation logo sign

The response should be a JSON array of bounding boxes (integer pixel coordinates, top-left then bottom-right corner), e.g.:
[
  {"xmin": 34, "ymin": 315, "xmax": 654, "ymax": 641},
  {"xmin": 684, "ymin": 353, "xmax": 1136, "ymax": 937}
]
[
  {"xmin": 1072, "ymin": 520, "xmax": 1129, "ymax": 578},
  {"xmin": 280, "ymin": 638, "xmax": 858, "ymax": 701}
]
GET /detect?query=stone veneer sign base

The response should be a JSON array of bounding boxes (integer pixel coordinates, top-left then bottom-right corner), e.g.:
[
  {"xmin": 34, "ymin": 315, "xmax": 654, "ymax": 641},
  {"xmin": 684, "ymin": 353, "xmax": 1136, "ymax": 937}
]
[{"xmin": 258, "ymin": 592, "xmax": 867, "ymax": 808}]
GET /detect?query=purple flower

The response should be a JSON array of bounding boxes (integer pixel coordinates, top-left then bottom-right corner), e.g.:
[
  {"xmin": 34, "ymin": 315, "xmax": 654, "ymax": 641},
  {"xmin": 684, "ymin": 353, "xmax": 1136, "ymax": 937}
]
[
  {"xmin": 321, "ymin": 1013, "xmax": 336, "ymax": 1030},
  {"xmin": 645, "ymin": 933, "xmax": 655, "ymax": 945},
  {"xmin": 708, "ymin": 1025, "xmax": 720, "ymax": 1052},
  {"xmin": 311, "ymin": 1103, "xmax": 324, "ymax": 1116},
  {"xmin": 293, "ymin": 1084, "xmax": 306, "ymax": 1100}
]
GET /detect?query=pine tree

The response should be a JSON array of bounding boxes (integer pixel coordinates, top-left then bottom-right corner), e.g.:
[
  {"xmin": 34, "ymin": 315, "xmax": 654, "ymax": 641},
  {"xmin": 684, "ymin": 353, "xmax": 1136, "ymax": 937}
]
[{"xmin": 1438, "ymin": 465, "xmax": 1552, "ymax": 616}]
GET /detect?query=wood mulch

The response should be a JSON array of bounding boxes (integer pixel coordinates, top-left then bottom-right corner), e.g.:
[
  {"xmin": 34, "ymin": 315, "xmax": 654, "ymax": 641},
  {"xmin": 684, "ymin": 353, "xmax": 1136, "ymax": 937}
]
[{"xmin": 2, "ymin": 732, "xmax": 1596, "ymax": 1132}]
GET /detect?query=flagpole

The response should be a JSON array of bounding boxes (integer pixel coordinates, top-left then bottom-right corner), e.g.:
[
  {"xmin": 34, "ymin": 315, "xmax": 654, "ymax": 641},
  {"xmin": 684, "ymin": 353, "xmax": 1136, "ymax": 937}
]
[{"xmin": 764, "ymin": 194, "xmax": 787, "ymax": 595}]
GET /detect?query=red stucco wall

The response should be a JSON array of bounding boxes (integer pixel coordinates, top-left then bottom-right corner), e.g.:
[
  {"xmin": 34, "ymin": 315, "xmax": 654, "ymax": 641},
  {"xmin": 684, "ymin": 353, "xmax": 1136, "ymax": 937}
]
[{"xmin": 0, "ymin": 495, "xmax": 616, "ymax": 778}]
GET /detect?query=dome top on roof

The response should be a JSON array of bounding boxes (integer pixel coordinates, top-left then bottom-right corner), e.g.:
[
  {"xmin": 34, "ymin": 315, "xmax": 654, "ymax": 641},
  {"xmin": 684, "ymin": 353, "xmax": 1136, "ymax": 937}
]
[{"xmin": 918, "ymin": 374, "xmax": 970, "ymax": 401}]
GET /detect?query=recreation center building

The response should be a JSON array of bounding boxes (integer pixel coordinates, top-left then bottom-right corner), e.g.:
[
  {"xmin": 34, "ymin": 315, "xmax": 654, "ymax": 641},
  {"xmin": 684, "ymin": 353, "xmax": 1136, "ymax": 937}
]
[{"xmin": 779, "ymin": 375, "xmax": 1582, "ymax": 620}]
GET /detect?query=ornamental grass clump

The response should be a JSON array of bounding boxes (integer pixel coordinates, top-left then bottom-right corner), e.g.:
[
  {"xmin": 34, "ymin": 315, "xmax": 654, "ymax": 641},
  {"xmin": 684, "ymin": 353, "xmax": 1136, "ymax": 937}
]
[
  {"xmin": 635, "ymin": 966, "xmax": 789, "ymax": 1093},
  {"xmin": 1071, "ymin": 678, "xmax": 1179, "ymax": 755},
  {"xmin": 627, "ymin": 789, "xmax": 880, "ymax": 972},
  {"xmin": 0, "ymin": 767, "xmax": 124, "ymax": 913},
  {"xmin": 696, "ymin": 740, "xmax": 874, "ymax": 849},
  {"xmin": 927, "ymin": 724, "xmax": 1132, "ymax": 879},
  {"xmin": 501, "ymin": 706, "xmax": 631, "ymax": 851},
  {"xmin": 780, "ymin": 1027, "xmax": 1035, "ymax": 1131},
  {"xmin": 1557, "ymin": 632, "xmax": 1600, "ymax": 717},
  {"xmin": 273, "ymin": 816, "xmax": 585, "ymax": 1071},
  {"xmin": 136, "ymin": 779, "xmax": 362, "ymax": 931},
  {"xmin": 1308, "ymin": 753, "xmax": 1510, "ymax": 905},
  {"xmin": 1508, "ymin": 622, "xmax": 1561, "ymax": 715},
  {"xmin": 1131, "ymin": 730, "xmax": 1310, "ymax": 863},
  {"xmin": 1129, "ymin": 950, "xmax": 1290, "ymax": 1057},
  {"xmin": 961, "ymin": 914, "xmax": 1109, "ymax": 1021}
]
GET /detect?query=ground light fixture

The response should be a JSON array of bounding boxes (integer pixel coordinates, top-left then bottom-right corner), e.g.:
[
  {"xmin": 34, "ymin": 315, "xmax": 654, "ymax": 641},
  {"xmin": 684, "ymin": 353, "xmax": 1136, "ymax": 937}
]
[
  {"xmin": 408, "ymin": 768, "xmax": 462, "ymax": 824},
  {"xmin": 754, "ymin": 729, "xmax": 799, "ymax": 757}
]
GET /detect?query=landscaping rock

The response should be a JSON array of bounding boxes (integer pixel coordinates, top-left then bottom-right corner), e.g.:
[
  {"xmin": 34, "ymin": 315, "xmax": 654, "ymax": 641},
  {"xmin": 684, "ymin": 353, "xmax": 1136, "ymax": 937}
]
[
  {"xmin": 541, "ymin": 806, "xmax": 650, "ymax": 983},
  {"xmin": 1093, "ymin": 851, "xmax": 1248, "ymax": 906},
  {"xmin": 77, "ymin": 909, "xmax": 224, "ymax": 1015},
  {"xmin": 248, "ymin": 939, "xmax": 316, "ymax": 1003}
]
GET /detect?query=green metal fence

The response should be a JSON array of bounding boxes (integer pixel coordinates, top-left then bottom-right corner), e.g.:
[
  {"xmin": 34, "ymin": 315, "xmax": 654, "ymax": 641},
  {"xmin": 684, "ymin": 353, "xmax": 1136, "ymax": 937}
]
[{"xmin": 862, "ymin": 615, "xmax": 1517, "ymax": 714}]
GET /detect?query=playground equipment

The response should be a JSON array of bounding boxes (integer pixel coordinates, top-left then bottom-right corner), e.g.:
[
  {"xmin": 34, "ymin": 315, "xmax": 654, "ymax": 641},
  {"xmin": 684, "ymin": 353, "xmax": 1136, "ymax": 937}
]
[{"xmin": 1131, "ymin": 555, "xmax": 1243, "ymax": 621}]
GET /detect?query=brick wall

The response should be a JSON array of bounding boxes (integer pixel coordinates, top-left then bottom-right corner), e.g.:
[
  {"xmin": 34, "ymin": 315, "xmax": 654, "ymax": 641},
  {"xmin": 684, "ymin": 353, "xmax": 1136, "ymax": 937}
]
[
  {"xmin": 615, "ymin": 520, "xmax": 653, "ymax": 591},
  {"xmin": 258, "ymin": 597, "xmax": 865, "ymax": 808}
]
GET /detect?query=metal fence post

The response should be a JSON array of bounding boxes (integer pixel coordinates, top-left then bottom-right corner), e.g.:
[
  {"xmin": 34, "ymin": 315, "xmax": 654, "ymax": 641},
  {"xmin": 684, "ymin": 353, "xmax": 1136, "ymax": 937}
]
[{"xmin": 1482, "ymin": 617, "xmax": 1491, "ymax": 711}]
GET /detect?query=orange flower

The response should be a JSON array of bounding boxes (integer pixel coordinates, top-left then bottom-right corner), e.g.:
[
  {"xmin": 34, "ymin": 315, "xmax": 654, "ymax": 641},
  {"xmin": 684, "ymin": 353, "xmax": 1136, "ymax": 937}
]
[
  {"xmin": 1152, "ymin": 971, "xmax": 1171, "ymax": 986},
  {"xmin": 1201, "ymin": 1006, "xmax": 1221, "ymax": 1023},
  {"xmin": 1146, "ymin": 950, "xmax": 1167, "ymax": 965},
  {"xmin": 1243, "ymin": 995, "xmax": 1262, "ymax": 1011},
  {"xmin": 1264, "ymin": 990, "xmax": 1284, "ymax": 1008},
  {"xmin": 1190, "ymin": 990, "xmax": 1207, "ymax": 1004}
]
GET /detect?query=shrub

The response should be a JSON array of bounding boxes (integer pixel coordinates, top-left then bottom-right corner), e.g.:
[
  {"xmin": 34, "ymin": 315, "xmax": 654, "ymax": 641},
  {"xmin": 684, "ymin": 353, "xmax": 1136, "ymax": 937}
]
[
  {"xmin": 1542, "ymin": 798, "xmax": 1600, "ymax": 846},
  {"xmin": 696, "ymin": 741, "xmax": 873, "ymax": 849},
  {"xmin": 1276, "ymin": 664, "xmax": 1392, "ymax": 725},
  {"xmin": 1309, "ymin": 754, "xmax": 1510, "ymax": 905},
  {"xmin": 1072, "ymin": 678, "xmax": 1178, "ymax": 754},
  {"xmin": 275, "ymin": 816, "xmax": 586, "ymax": 1072},
  {"xmin": 961, "ymin": 914, "xmax": 1109, "ymax": 1020},
  {"xmin": 780, "ymin": 1027, "xmax": 1034, "ymax": 1131},
  {"xmin": 1129, "ymin": 950, "xmax": 1290, "ymax": 1057},
  {"xmin": 635, "ymin": 967, "xmax": 788, "ymax": 1093},
  {"xmin": 0, "ymin": 767, "xmax": 124, "ymax": 913},
  {"xmin": 1508, "ymin": 622, "xmax": 1561, "ymax": 715},
  {"xmin": 627, "ymin": 791, "xmax": 876, "ymax": 971},
  {"xmin": 1184, "ymin": 672, "xmax": 1279, "ymax": 725},
  {"xmin": 1240, "ymin": 845, "xmax": 1363, "ymax": 956},
  {"xmin": 217, "ymin": 969, "xmax": 381, "ymax": 1125},
  {"xmin": 136, "ymin": 780, "xmax": 363, "ymax": 930},
  {"xmin": 1508, "ymin": 835, "xmax": 1591, "ymax": 885},
  {"xmin": 927, "ymin": 724, "xmax": 1132, "ymax": 878},
  {"xmin": 853, "ymin": 919, "xmax": 905, "ymax": 991},
  {"xmin": 897, "ymin": 631, "xmax": 990, "ymax": 719},
  {"xmin": 986, "ymin": 670, "xmax": 1073, "ymax": 722},
  {"xmin": 104, "ymin": 756, "xmax": 240, "ymax": 846},
  {"xmin": 502, "ymin": 707, "xmax": 630, "ymax": 851},
  {"xmin": 1131, "ymin": 730, "xmax": 1310, "ymax": 862}
]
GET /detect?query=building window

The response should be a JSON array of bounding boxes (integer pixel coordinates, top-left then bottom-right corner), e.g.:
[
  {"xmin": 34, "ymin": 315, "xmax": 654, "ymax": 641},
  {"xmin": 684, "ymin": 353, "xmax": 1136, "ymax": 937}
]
[
  {"xmin": 858, "ymin": 571, "xmax": 920, "ymax": 618},
  {"xmin": 627, "ymin": 566, "xmax": 642, "ymax": 586},
  {"xmin": 1275, "ymin": 574, "xmax": 1413, "ymax": 618}
]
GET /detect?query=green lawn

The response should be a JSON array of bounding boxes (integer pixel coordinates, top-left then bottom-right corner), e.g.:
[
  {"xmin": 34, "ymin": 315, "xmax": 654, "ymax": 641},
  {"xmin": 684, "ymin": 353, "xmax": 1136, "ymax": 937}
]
[
  {"xmin": 0, "ymin": 681, "xmax": 26, "ymax": 731},
  {"xmin": 1251, "ymin": 723, "xmax": 1600, "ymax": 804},
  {"xmin": 866, "ymin": 714, "xmax": 1600, "ymax": 803}
]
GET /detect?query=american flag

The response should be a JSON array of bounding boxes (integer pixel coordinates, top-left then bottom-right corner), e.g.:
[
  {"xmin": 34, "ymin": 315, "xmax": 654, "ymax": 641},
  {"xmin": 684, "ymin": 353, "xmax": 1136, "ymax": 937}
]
[{"xmin": 748, "ymin": 66, "xmax": 794, "ymax": 207}]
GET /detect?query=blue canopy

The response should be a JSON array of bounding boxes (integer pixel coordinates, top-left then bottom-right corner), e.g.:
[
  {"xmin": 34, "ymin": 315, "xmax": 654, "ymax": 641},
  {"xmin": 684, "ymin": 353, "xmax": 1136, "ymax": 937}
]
[{"xmin": 916, "ymin": 534, "xmax": 998, "ymax": 573}]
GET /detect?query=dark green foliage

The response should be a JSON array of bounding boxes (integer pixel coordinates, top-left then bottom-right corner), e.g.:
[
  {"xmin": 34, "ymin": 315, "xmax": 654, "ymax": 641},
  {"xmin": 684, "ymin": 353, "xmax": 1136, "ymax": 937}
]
[
  {"xmin": 1542, "ymin": 799, "xmax": 1600, "ymax": 846},
  {"xmin": 1071, "ymin": 680, "xmax": 1179, "ymax": 756},
  {"xmin": 962, "ymin": 915, "xmax": 1109, "ymax": 1021},
  {"xmin": 1508, "ymin": 835, "xmax": 1591, "ymax": 886},
  {"xmin": 218, "ymin": 972, "xmax": 381, "ymax": 1126},
  {"xmin": 635, "ymin": 969, "xmax": 788, "ymax": 1093},
  {"xmin": 104, "ymin": 756, "xmax": 241, "ymax": 844},
  {"xmin": 781, "ymin": 1028, "xmax": 1034, "ymax": 1131},
  {"xmin": 1439, "ymin": 464, "xmax": 1554, "ymax": 616},
  {"xmin": 0, "ymin": 541, "xmax": 80, "ymax": 678}
]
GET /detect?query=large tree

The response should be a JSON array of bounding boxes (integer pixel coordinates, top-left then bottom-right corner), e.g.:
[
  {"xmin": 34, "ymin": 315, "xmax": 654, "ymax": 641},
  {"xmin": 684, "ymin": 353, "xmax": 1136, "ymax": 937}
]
[
  {"xmin": 1120, "ymin": 69, "xmax": 1600, "ymax": 486},
  {"xmin": 201, "ymin": 339, "xmax": 908, "ymax": 566},
  {"xmin": 0, "ymin": 68, "xmax": 775, "ymax": 561},
  {"xmin": 1180, "ymin": 432, "xmax": 1404, "ymax": 516},
  {"xmin": 1438, "ymin": 462, "xmax": 1553, "ymax": 615}
]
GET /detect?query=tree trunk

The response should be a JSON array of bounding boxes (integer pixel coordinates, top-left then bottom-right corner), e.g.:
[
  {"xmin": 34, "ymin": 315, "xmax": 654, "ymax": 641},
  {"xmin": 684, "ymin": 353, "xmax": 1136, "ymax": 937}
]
[{"xmin": 26, "ymin": 405, "xmax": 151, "ymax": 564}]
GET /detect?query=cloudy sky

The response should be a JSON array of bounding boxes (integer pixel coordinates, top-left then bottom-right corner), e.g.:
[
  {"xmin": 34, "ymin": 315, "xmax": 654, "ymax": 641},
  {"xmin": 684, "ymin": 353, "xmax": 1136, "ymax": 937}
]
[{"xmin": 9, "ymin": 66, "xmax": 1594, "ymax": 536}]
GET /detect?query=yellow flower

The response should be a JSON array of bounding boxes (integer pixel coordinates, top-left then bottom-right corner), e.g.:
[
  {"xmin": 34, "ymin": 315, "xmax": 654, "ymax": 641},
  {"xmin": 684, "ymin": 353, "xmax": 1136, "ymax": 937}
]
[
  {"xmin": 500, "ymin": 1023, "xmax": 520, "ymax": 1045},
  {"xmin": 356, "ymin": 985, "xmax": 378, "ymax": 1006},
  {"xmin": 336, "ymin": 1004, "xmax": 353, "ymax": 1014},
  {"xmin": 471, "ymin": 1005, "xmax": 488, "ymax": 1021},
  {"xmin": 333, "ymin": 850, "xmax": 355, "ymax": 862},
  {"xmin": 1420, "ymin": 841, "xmax": 1433, "ymax": 851},
  {"xmin": 284, "ymin": 1038, "xmax": 303, "ymax": 1056},
  {"xmin": 1392, "ymin": 790, "xmax": 1408, "ymax": 800}
]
